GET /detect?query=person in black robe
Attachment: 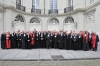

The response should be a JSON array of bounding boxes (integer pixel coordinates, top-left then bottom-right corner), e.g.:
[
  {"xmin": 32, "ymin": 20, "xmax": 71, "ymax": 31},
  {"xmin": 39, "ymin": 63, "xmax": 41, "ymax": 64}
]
[
  {"xmin": 58, "ymin": 31, "xmax": 64, "ymax": 49},
  {"xmin": 10, "ymin": 31, "xmax": 16, "ymax": 48},
  {"xmin": 69, "ymin": 30, "xmax": 73, "ymax": 50},
  {"xmin": 38, "ymin": 31, "xmax": 41, "ymax": 48},
  {"xmin": 82, "ymin": 31, "xmax": 89, "ymax": 51},
  {"xmin": 70, "ymin": 33, "xmax": 74, "ymax": 50},
  {"xmin": 53, "ymin": 32, "xmax": 58, "ymax": 49},
  {"xmin": 40, "ymin": 31, "xmax": 44, "ymax": 48},
  {"xmin": 26, "ymin": 31, "xmax": 31, "ymax": 49},
  {"xmin": 35, "ymin": 31, "xmax": 39, "ymax": 48},
  {"xmin": 88, "ymin": 32, "xmax": 92, "ymax": 50},
  {"xmin": 77, "ymin": 32, "xmax": 83, "ymax": 50},
  {"xmin": 1, "ymin": 32, "xmax": 6, "ymax": 49},
  {"xmin": 50, "ymin": 31, "xmax": 54, "ymax": 48},
  {"xmin": 17, "ymin": 32, "xmax": 22, "ymax": 49},
  {"xmin": 33, "ymin": 29, "xmax": 37, "ymax": 48},
  {"xmin": 73, "ymin": 33, "xmax": 78, "ymax": 50},
  {"xmin": 43, "ymin": 31, "xmax": 47, "ymax": 48},
  {"xmin": 66, "ymin": 33, "xmax": 70, "ymax": 50},
  {"xmin": 64, "ymin": 31, "xmax": 67, "ymax": 50},
  {"xmin": 46, "ymin": 32, "xmax": 51, "ymax": 49},
  {"xmin": 21, "ymin": 31, "xmax": 27, "ymax": 49}
]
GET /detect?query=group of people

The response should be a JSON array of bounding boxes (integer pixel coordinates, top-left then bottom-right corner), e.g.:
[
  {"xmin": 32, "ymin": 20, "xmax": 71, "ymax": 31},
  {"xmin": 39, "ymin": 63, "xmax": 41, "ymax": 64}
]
[{"xmin": 0, "ymin": 29, "xmax": 99, "ymax": 51}]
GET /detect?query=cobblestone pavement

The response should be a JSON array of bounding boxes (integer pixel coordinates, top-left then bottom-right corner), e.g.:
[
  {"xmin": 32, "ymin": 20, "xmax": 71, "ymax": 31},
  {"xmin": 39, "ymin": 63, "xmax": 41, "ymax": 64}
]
[{"xmin": 0, "ymin": 59, "xmax": 100, "ymax": 66}]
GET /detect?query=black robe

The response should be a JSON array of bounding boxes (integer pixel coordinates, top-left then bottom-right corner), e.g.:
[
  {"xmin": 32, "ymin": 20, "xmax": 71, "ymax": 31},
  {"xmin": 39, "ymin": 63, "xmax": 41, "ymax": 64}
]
[
  {"xmin": 67, "ymin": 34, "xmax": 71, "ymax": 50},
  {"xmin": 50, "ymin": 33, "xmax": 54, "ymax": 48},
  {"xmin": 10, "ymin": 34, "xmax": 16, "ymax": 48},
  {"xmin": 26, "ymin": 34, "xmax": 31, "ymax": 49},
  {"xmin": 21, "ymin": 34, "xmax": 27, "ymax": 49},
  {"xmin": 70, "ymin": 35, "xmax": 73, "ymax": 50},
  {"xmin": 17, "ymin": 33, "xmax": 22, "ymax": 48},
  {"xmin": 53, "ymin": 35, "xmax": 58, "ymax": 48},
  {"xmin": 89, "ymin": 34, "xmax": 92, "ymax": 50},
  {"xmin": 1, "ymin": 33, "xmax": 6, "ymax": 49},
  {"xmin": 43, "ymin": 33, "xmax": 47, "ymax": 48},
  {"xmin": 40, "ymin": 33, "xmax": 44, "ymax": 48},
  {"xmin": 64, "ymin": 34, "xmax": 67, "ymax": 50},
  {"xmin": 58, "ymin": 34, "xmax": 64, "ymax": 49},
  {"xmin": 38, "ymin": 33, "xmax": 41, "ymax": 48},
  {"xmin": 35, "ymin": 34, "xmax": 39, "ymax": 48},
  {"xmin": 78, "ymin": 35, "xmax": 83, "ymax": 50},
  {"xmin": 46, "ymin": 33, "xmax": 51, "ymax": 49},
  {"xmin": 73, "ymin": 35, "xmax": 78, "ymax": 50},
  {"xmin": 83, "ymin": 36, "xmax": 89, "ymax": 51}
]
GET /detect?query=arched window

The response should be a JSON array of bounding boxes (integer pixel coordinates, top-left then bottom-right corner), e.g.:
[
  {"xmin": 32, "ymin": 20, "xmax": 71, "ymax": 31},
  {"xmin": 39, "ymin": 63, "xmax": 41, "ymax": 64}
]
[
  {"xmin": 15, "ymin": 15, "xmax": 24, "ymax": 22},
  {"xmin": 30, "ymin": 17, "xmax": 40, "ymax": 23},
  {"xmin": 65, "ymin": 17, "xmax": 74, "ymax": 23},
  {"xmin": 48, "ymin": 18, "xmax": 59, "ymax": 24}
]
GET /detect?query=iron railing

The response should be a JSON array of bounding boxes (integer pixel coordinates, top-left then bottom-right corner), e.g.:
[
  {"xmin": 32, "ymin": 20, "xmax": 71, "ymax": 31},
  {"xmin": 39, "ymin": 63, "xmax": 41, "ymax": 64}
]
[
  {"xmin": 49, "ymin": 9, "xmax": 58, "ymax": 14},
  {"xmin": 16, "ymin": 4, "xmax": 26, "ymax": 12},
  {"xmin": 64, "ymin": 6, "xmax": 73, "ymax": 13},
  {"xmin": 31, "ymin": 8, "xmax": 41, "ymax": 14}
]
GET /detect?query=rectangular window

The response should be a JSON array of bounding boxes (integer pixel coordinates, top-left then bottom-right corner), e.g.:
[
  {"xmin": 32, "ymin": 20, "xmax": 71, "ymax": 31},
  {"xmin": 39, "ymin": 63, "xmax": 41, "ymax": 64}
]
[
  {"xmin": 68, "ymin": 0, "xmax": 73, "ymax": 7},
  {"xmin": 32, "ymin": 0, "xmax": 40, "ymax": 9},
  {"xmin": 16, "ymin": 0, "xmax": 21, "ymax": 5},
  {"xmin": 50, "ymin": 0, "xmax": 57, "ymax": 9},
  {"xmin": 90, "ymin": 0, "xmax": 94, "ymax": 4}
]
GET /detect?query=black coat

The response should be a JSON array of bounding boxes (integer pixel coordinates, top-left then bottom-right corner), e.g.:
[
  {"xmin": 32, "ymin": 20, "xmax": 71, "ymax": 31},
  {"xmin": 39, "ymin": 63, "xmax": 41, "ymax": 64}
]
[
  {"xmin": 1, "ymin": 34, "xmax": 6, "ymax": 49},
  {"xmin": 46, "ymin": 33, "xmax": 51, "ymax": 49},
  {"xmin": 73, "ymin": 35, "xmax": 78, "ymax": 50},
  {"xmin": 53, "ymin": 35, "xmax": 58, "ymax": 48},
  {"xmin": 10, "ymin": 34, "xmax": 16, "ymax": 48},
  {"xmin": 21, "ymin": 34, "xmax": 27, "ymax": 49},
  {"xmin": 58, "ymin": 34, "xmax": 64, "ymax": 49},
  {"xmin": 26, "ymin": 34, "xmax": 31, "ymax": 49}
]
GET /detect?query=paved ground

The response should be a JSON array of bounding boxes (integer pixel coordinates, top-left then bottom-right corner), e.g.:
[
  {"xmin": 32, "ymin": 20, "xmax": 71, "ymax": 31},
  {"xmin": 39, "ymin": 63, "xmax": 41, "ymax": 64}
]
[{"xmin": 0, "ymin": 42, "xmax": 100, "ymax": 60}]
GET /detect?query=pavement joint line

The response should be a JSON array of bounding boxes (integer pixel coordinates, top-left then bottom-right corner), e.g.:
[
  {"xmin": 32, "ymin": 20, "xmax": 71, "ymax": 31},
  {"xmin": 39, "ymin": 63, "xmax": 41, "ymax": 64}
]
[
  {"xmin": 0, "ymin": 49, "xmax": 13, "ymax": 59},
  {"xmin": 57, "ymin": 49, "xmax": 65, "ymax": 59},
  {"xmin": 48, "ymin": 49, "xmax": 52, "ymax": 60},
  {"xmin": 26, "ymin": 50, "xmax": 31, "ymax": 59},
  {"xmin": 13, "ymin": 49, "xmax": 22, "ymax": 59},
  {"xmin": 67, "ymin": 50, "xmax": 77, "ymax": 58}
]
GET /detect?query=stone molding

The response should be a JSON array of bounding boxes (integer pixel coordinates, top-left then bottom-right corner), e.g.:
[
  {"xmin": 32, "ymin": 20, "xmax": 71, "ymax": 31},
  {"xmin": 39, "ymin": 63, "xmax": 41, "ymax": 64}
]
[{"xmin": 3, "ymin": 5, "xmax": 85, "ymax": 17}]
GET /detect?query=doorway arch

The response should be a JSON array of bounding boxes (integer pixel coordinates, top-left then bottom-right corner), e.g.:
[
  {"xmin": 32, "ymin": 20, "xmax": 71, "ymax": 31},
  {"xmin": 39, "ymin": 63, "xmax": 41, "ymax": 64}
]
[
  {"xmin": 64, "ymin": 16, "xmax": 75, "ymax": 32},
  {"xmin": 14, "ymin": 14, "xmax": 25, "ymax": 32},
  {"xmin": 47, "ymin": 18, "xmax": 59, "ymax": 31},
  {"xmin": 29, "ymin": 17, "xmax": 41, "ymax": 31}
]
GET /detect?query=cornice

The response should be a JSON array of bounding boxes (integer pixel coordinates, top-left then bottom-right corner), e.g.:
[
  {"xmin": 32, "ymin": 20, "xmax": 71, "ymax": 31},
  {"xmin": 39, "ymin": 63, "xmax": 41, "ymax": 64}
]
[
  {"xmin": 4, "ymin": 5, "xmax": 86, "ymax": 17},
  {"xmin": 0, "ymin": 3, "xmax": 5, "ymax": 12},
  {"xmin": 86, "ymin": 0, "xmax": 100, "ymax": 10},
  {"xmin": 84, "ymin": 8, "xmax": 96, "ymax": 15}
]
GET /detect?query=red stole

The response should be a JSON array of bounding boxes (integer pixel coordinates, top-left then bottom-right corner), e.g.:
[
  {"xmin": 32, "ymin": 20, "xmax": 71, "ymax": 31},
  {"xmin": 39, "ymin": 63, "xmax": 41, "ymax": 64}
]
[
  {"xmin": 86, "ymin": 33, "xmax": 88, "ymax": 43},
  {"xmin": 30, "ymin": 33, "xmax": 34, "ymax": 45},
  {"xmin": 92, "ymin": 34, "xmax": 96, "ymax": 48},
  {"xmin": 6, "ymin": 34, "xmax": 11, "ymax": 49}
]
